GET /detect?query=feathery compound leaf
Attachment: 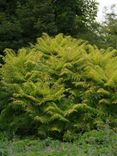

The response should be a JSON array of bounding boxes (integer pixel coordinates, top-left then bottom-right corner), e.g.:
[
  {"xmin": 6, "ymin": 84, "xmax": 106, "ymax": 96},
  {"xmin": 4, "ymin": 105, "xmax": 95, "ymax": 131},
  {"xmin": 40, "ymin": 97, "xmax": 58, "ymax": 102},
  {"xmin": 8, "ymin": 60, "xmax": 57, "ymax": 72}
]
[
  {"xmin": 97, "ymin": 88, "xmax": 110, "ymax": 96},
  {"xmin": 50, "ymin": 114, "xmax": 69, "ymax": 123},
  {"xmin": 99, "ymin": 99, "xmax": 110, "ymax": 105},
  {"xmin": 64, "ymin": 104, "xmax": 95, "ymax": 117}
]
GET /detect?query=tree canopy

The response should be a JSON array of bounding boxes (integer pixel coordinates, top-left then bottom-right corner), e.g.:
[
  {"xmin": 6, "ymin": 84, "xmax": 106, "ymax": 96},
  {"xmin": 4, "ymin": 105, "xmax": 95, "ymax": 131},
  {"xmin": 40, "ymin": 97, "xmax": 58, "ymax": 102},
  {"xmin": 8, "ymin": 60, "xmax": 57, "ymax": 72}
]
[{"xmin": 0, "ymin": 0, "xmax": 98, "ymax": 53}]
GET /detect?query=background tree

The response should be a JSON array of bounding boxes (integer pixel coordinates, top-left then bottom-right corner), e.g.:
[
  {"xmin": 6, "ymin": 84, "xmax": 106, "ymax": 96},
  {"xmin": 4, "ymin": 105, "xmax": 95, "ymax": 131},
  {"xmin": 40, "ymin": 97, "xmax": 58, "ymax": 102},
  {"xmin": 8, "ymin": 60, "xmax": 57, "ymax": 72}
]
[
  {"xmin": 52, "ymin": 0, "xmax": 98, "ymax": 36},
  {"xmin": 0, "ymin": 0, "xmax": 98, "ymax": 53},
  {"xmin": 101, "ymin": 5, "xmax": 117, "ymax": 49},
  {"xmin": 80, "ymin": 4, "xmax": 117, "ymax": 49}
]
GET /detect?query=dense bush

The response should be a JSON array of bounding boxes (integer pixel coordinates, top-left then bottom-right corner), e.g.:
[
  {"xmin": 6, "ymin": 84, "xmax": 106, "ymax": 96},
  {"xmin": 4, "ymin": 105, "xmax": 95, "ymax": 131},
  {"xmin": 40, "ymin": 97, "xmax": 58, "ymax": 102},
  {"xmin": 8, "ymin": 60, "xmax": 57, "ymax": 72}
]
[{"xmin": 0, "ymin": 34, "xmax": 117, "ymax": 139}]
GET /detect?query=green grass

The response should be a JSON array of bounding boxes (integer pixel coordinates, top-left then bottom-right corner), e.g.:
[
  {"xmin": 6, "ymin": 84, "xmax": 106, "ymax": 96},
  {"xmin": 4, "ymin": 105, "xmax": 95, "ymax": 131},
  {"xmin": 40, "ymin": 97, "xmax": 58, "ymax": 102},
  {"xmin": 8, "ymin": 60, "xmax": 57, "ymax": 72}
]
[{"xmin": 0, "ymin": 129, "xmax": 116, "ymax": 156}]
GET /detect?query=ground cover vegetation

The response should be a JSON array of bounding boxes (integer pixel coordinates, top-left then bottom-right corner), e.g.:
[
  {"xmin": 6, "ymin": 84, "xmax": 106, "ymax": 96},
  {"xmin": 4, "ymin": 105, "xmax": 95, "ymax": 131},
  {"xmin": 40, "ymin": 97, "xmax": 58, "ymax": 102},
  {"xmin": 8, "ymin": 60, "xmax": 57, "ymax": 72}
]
[{"xmin": 0, "ymin": 128, "xmax": 116, "ymax": 156}]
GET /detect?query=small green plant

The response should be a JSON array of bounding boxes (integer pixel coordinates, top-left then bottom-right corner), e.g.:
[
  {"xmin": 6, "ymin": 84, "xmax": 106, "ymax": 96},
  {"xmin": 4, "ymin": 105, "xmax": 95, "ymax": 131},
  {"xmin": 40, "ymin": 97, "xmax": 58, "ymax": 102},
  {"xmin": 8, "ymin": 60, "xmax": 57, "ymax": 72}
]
[{"xmin": 0, "ymin": 34, "xmax": 117, "ymax": 139}]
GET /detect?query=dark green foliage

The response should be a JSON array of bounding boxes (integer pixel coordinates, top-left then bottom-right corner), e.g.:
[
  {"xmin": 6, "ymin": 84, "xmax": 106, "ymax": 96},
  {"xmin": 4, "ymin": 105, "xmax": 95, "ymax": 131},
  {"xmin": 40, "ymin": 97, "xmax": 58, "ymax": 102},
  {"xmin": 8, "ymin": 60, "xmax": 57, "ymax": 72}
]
[
  {"xmin": 0, "ymin": 34, "xmax": 117, "ymax": 139},
  {"xmin": 0, "ymin": 0, "xmax": 98, "ymax": 53},
  {"xmin": 52, "ymin": 0, "xmax": 97, "ymax": 35},
  {"xmin": 0, "ymin": 0, "xmax": 56, "ymax": 53}
]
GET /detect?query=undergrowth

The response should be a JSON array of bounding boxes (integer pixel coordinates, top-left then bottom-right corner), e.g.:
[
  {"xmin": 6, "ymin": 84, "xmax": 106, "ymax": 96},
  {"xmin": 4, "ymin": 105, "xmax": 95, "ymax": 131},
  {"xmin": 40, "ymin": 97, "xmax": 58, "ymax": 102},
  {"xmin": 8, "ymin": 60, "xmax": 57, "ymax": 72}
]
[{"xmin": 0, "ymin": 128, "xmax": 116, "ymax": 156}]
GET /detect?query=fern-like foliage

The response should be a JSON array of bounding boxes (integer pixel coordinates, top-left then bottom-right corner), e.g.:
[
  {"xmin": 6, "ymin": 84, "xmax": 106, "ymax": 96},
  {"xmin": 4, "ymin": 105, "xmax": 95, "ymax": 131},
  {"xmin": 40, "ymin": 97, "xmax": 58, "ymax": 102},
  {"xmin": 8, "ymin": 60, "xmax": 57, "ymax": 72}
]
[{"xmin": 0, "ymin": 33, "xmax": 117, "ymax": 139}]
